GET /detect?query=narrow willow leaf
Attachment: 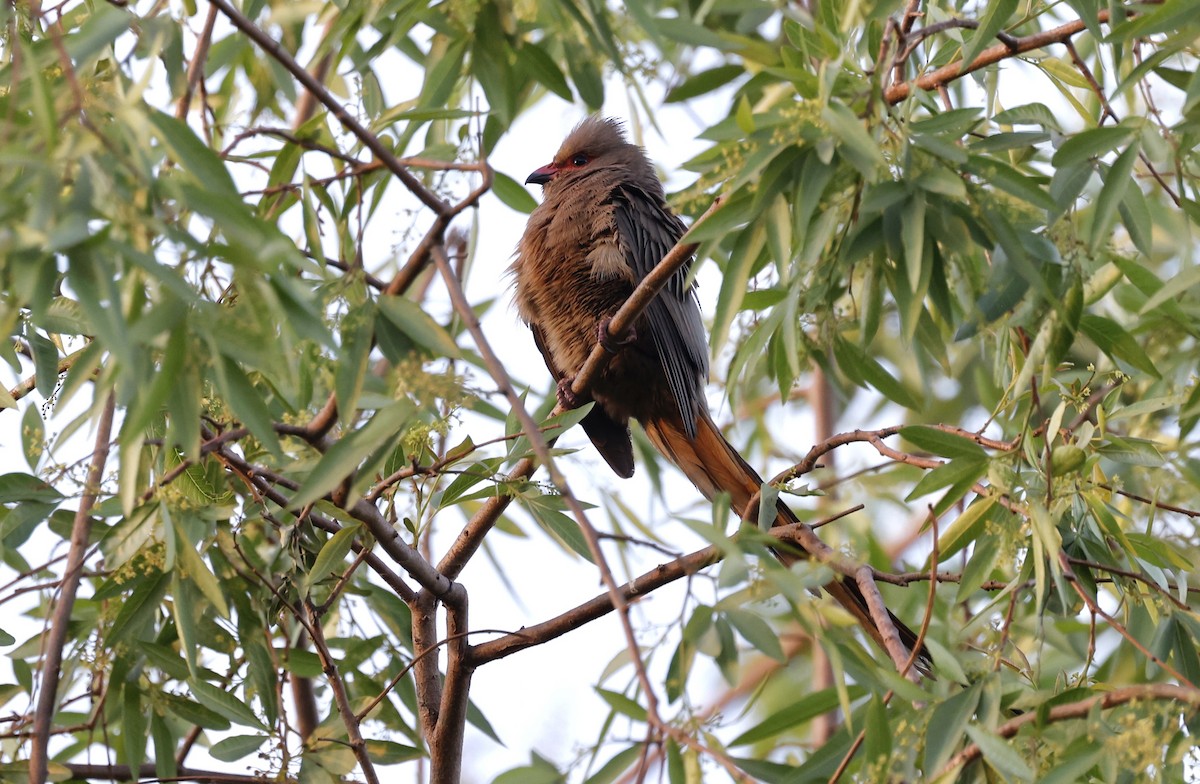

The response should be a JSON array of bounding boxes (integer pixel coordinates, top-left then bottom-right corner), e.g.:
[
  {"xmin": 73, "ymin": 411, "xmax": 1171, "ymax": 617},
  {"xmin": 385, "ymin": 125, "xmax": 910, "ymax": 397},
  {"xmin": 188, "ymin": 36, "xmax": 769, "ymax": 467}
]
[
  {"xmin": 833, "ymin": 338, "xmax": 921, "ymax": 410},
  {"xmin": 1089, "ymin": 141, "xmax": 1140, "ymax": 251},
  {"xmin": 595, "ymin": 688, "xmax": 648, "ymax": 722},
  {"xmin": 304, "ymin": 522, "xmax": 363, "ymax": 594},
  {"xmin": 730, "ymin": 686, "xmax": 865, "ymax": 746},
  {"xmin": 960, "ymin": 0, "xmax": 1017, "ymax": 71},
  {"xmin": 377, "ymin": 295, "xmax": 461, "ymax": 358},
  {"xmin": 493, "ymin": 170, "xmax": 539, "ymax": 214},
  {"xmin": 1051, "ymin": 125, "xmax": 1137, "ymax": 168},
  {"xmin": 924, "ymin": 682, "xmax": 982, "ymax": 773}
]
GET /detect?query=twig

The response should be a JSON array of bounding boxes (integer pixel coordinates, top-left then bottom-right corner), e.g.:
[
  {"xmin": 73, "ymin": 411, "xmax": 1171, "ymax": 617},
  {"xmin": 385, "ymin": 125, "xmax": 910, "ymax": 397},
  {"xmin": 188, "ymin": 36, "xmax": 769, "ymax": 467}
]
[
  {"xmin": 305, "ymin": 602, "xmax": 381, "ymax": 784},
  {"xmin": 174, "ymin": 4, "xmax": 218, "ymax": 120},
  {"xmin": 30, "ymin": 393, "xmax": 115, "ymax": 784},
  {"xmin": 884, "ymin": 5, "xmax": 1141, "ymax": 104},
  {"xmin": 936, "ymin": 683, "xmax": 1200, "ymax": 778},
  {"xmin": 207, "ymin": 0, "xmax": 447, "ymax": 214}
]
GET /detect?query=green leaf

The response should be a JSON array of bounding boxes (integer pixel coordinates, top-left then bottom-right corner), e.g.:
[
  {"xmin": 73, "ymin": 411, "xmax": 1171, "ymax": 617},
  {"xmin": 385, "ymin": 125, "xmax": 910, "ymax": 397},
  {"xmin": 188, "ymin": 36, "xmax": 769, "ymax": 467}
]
[
  {"xmin": 0, "ymin": 473, "xmax": 65, "ymax": 505},
  {"xmin": 20, "ymin": 404, "xmax": 45, "ymax": 471},
  {"xmin": 522, "ymin": 494, "xmax": 594, "ymax": 562},
  {"xmin": 1079, "ymin": 314, "xmax": 1160, "ymax": 378},
  {"xmin": 906, "ymin": 456, "xmax": 987, "ymax": 503},
  {"xmin": 960, "ymin": 0, "xmax": 1017, "ymax": 70},
  {"xmin": 1108, "ymin": 0, "xmax": 1197, "ymax": 41},
  {"xmin": 191, "ymin": 679, "xmax": 268, "ymax": 730},
  {"xmin": 377, "ymin": 296, "xmax": 461, "ymax": 358},
  {"xmin": 364, "ymin": 740, "xmax": 424, "ymax": 765},
  {"xmin": 1089, "ymin": 141, "xmax": 1140, "ymax": 251},
  {"xmin": 730, "ymin": 686, "xmax": 865, "ymax": 746},
  {"xmin": 823, "ymin": 102, "xmax": 886, "ymax": 178},
  {"xmin": 149, "ymin": 111, "xmax": 239, "ymax": 198},
  {"xmin": 493, "ymin": 170, "xmax": 539, "ymax": 214},
  {"xmin": 862, "ymin": 695, "xmax": 892, "ymax": 770},
  {"xmin": 924, "ymin": 682, "xmax": 981, "ymax": 772},
  {"xmin": 595, "ymin": 688, "xmax": 647, "ymax": 722},
  {"xmin": 164, "ymin": 694, "xmax": 230, "ymax": 731},
  {"xmin": 710, "ymin": 218, "xmax": 763, "ymax": 355},
  {"xmin": 304, "ymin": 522, "xmax": 363, "ymax": 593},
  {"xmin": 900, "ymin": 426, "xmax": 987, "ymax": 461},
  {"xmin": 585, "ymin": 745, "xmax": 643, "ymax": 784},
  {"xmin": 212, "ymin": 354, "xmax": 282, "ymax": 456},
  {"xmin": 1051, "ymin": 125, "xmax": 1137, "ymax": 168},
  {"xmin": 934, "ymin": 496, "xmax": 999, "ymax": 564},
  {"xmin": 282, "ymin": 649, "xmax": 324, "ymax": 678},
  {"xmin": 724, "ymin": 608, "xmax": 785, "ymax": 662},
  {"xmin": 289, "ymin": 401, "xmax": 412, "ymax": 509},
  {"xmin": 65, "ymin": 3, "xmax": 132, "ymax": 65},
  {"xmin": 1097, "ymin": 436, "xmax": 1164, "ymax": 467},
  {"xmin": 993, "ymin": 102, "xmax": 1062, "ymax": 132},
  {"xmin": 28, "ymin": 329, "xmax": 59, "ymax": 398},
  {"xmin": 418, "ymin": 36, "xmax": 467, "ymax": 110},
  {"xmin": 122, "ymin": 681, "xmax": 147, "ymax": 775},
  {"xmin": 517, "ymin": 42, "xmax": 572, "ymax": 100},
  {"xmin": 209, "ymin": 734, "xmax": 269, "ymax": 762},
  {"xmin": 964, "ymin": 723, "xmax": 1035, "ymax": 779},
  {"xmin": 964, "ymin": 155, "xmax": 1057, "ymax": 212},
  {"xmin": 566, "ymin": 55, "xmax": 604, "ymax": 110},
  {"xmin": 666, "ymin": 64, "xmax": 744, "ymax": 102},
  {"xmin": 175, "ymin": 532, "xmax": 230, "ymax": 619},
  {"xmin": 1139, "ymin": 263, "xmax": 1200, "ymax": 314},
  {"xmin": 833, "ymin": 338, "xmax": 921, "ymax": 410}
]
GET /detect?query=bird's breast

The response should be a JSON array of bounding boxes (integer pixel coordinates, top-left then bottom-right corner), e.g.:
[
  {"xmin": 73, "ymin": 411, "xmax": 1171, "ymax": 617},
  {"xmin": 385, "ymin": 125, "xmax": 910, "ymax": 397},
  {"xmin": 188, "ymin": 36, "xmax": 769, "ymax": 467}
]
[{"xmin": 515, "ymin": 191, "xmax": 636, "ymax": 378}]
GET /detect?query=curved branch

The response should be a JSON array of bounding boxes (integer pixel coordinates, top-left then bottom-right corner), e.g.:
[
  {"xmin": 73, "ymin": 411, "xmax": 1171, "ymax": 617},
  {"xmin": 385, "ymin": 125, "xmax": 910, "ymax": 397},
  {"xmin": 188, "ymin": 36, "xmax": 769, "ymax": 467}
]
[
  {"xmin": 937, "ymin": 683, "xmax": 1200, "ymax": 778},
  {"xmin": 884, "ymin": 5, "xmax": 1137, "ymax": 104},
  {"xmin": 469, "ymin": 543, "xmax": 721, "ymax": 665}
]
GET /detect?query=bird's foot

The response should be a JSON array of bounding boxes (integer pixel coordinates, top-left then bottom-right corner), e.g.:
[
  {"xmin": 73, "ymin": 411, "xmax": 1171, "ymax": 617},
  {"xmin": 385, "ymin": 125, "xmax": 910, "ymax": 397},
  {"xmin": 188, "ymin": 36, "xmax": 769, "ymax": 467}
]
[
  {"xmin": 556, "ymin": 377, "xmax": 581, "ymax": 409},
  {"xmin": 597, "ymin": 317, "xmax": 635, "ymax": 354}
]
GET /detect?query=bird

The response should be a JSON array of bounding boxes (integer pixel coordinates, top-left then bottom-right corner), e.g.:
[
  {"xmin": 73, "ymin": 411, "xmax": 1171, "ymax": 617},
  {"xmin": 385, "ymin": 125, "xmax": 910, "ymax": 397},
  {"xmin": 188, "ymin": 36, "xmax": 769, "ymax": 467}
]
[{"xmin": 511, "ymin": 116, "xmax": 925, "ymax": 670}]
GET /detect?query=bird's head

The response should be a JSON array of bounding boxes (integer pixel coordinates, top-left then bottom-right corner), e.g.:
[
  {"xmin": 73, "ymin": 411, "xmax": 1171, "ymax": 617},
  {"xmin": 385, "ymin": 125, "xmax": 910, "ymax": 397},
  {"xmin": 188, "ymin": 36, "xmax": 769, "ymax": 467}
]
[{"xmin": 525, "ymin": 116, "xmax": 654, "ymax": 189}]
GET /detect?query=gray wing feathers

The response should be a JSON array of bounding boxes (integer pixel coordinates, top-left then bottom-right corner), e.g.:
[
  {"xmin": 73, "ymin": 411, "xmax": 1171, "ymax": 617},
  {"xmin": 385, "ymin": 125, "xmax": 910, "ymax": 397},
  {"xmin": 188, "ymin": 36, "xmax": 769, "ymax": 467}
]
[{"xmin": 613, "ymin": 185, "xmax": 709, "ymax": 438}]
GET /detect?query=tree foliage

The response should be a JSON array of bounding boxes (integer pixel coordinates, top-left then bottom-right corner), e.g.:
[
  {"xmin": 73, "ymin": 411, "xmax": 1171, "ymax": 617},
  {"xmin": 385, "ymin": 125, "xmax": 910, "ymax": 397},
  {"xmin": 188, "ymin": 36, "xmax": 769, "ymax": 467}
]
[{"xmin": 2, "ymin": 0, "xmax": 1200, "ymax": 781}]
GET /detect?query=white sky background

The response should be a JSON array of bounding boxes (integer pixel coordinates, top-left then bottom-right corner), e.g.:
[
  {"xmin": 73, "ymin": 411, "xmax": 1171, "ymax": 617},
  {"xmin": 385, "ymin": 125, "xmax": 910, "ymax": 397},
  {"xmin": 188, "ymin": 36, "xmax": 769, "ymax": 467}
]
[{"xmin": 0, "ymin": 3, "xmax": 1187, "ymax": 782}]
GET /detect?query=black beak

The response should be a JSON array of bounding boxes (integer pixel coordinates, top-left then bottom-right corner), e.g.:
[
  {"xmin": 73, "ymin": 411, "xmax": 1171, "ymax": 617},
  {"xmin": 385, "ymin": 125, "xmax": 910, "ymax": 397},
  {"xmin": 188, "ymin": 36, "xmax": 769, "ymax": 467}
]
[{"xmin": 525, "ymin": 164, "xmax": 556, "ymax": 185}]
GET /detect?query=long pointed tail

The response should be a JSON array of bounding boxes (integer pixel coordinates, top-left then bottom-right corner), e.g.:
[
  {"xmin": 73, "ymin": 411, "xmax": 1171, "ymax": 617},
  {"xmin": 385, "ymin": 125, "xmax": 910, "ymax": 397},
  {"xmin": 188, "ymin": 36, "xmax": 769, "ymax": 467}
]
[{"xmin": 642, "ymin": 411, "xmax": 928, "ymax": 671}]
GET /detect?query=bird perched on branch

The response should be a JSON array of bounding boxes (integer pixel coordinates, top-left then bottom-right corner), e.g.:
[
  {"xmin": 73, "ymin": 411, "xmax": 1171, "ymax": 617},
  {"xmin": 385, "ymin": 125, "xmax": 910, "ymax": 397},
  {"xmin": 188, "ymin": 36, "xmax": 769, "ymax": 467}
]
[{"xmin": 512, "ymin": 116, "xmax": 925, "ymax": 670}]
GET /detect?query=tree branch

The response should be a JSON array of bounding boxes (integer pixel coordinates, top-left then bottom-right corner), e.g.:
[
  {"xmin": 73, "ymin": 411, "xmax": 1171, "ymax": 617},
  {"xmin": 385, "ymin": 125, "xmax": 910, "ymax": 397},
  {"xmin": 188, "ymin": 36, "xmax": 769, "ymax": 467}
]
[
  {"xmin": 30, "ymin": 393, "xmax": 114, "ymax": 784},
  {"xmin": 884, "ymin": 5, "xmax": 1135, "ymax": 104},
  {"xmin": 937, "ymin": 683, "xmax": 1200, "ymax": 778}
]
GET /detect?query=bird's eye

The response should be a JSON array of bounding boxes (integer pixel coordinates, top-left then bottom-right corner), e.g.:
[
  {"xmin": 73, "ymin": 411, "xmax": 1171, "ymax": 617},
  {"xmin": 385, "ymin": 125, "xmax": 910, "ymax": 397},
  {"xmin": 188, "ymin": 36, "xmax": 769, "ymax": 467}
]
[{"xmin": 571, "ymin": 154, "xmax": 589, "ymax": 167}]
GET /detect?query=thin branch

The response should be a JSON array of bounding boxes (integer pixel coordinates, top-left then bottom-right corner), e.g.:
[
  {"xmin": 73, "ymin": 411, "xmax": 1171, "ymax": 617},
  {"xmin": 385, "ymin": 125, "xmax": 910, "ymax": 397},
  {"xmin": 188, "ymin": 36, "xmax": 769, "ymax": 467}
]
[
  {"xmin": 62, "ymin": 763, "xmax": 290, "ymax": 784},
  {"xmin": 305, "ymin": 602, "xmax": 381, "ymax": 784},
  {"xmin": 174, "ymin": 3, "xmax": 218, "ymax": 120},
  {"xmin": 884, "ymin": 5, "xmax": 1140, "ymax": 104},
  {"xmin": 207, "ymin": 0, "xmax": 448, "ymax": 214},
  {"xmin": 937, "ymin": 683, "xmax": 1200, "ymax": 778},
  {"xmin": 470, "ymin": 543, "xmax": 721, "ymax": 665},
  {"xmin": 1060, "ymin": 552, "xmax": 1194, "ymax": 687},
  {"xmin": 30, "ymin": 393, "xmax": 115, "ymax": 784}
]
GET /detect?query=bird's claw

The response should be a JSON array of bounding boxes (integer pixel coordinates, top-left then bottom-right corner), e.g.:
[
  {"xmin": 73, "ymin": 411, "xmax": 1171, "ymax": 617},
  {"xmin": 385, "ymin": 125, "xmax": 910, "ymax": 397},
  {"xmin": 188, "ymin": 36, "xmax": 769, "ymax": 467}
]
[
  {"xmin": 597, "ymin": 317, "xmax": 635, "ymax": 354},
  {"xmin": 556, "ymin": 377, "xmax": 581, "ymax": 409}
]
